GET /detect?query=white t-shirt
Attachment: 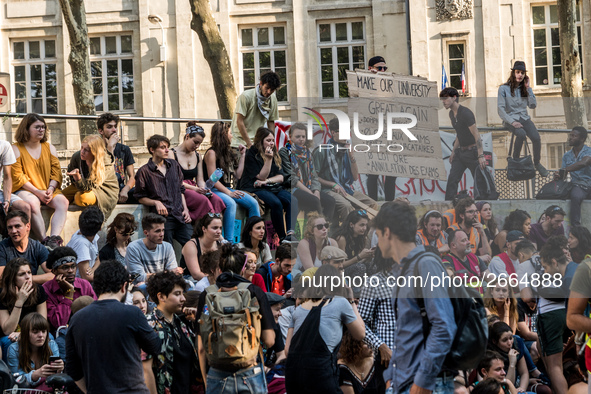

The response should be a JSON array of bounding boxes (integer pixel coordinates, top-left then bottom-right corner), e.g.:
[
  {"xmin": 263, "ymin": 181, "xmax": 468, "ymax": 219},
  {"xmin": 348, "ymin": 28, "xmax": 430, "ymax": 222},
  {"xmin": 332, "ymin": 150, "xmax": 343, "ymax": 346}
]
[
  {"xmin": 0, "ymin": 140, "xmax": 16, "ymax": 175},
  {"xmin": 489, "ymin": 254, "xmax": 520, "ymax": 277},
  {"xmin": 66, "ymin": 231, "xmax": 100, "ymax": 278}
]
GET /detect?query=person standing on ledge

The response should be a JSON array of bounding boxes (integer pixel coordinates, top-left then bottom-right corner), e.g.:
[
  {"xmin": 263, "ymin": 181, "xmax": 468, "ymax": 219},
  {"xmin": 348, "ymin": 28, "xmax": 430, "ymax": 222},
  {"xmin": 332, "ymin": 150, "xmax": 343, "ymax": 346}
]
[
  {"xmin": 440, "ymin": 87, "xmax": 486, "ymax": 201},
  {"xmin": 231, "ymin": 71, "xmax": 281, "ymax": 148},
  {"xmin": 497, "ymin": 60, "xmax": 547, "ymax": 177},
  {"xmin": 366, "ymin": 56, "xmax": 397, "ymax": 202}
]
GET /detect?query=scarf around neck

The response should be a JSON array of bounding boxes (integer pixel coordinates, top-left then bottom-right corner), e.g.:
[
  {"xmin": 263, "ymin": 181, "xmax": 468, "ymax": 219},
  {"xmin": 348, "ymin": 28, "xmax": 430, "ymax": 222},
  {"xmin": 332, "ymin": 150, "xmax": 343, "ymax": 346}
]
[
  {"xmin": 256, "ymin": 84, "xmax": 272, "ymax": 120},
  {"xmin": 325, "ymin": 138, "xmax": 354, "ymax": 195},
  {"xmin": 290, "ymin": 143, "xmax": 314, "ymax": 189}
]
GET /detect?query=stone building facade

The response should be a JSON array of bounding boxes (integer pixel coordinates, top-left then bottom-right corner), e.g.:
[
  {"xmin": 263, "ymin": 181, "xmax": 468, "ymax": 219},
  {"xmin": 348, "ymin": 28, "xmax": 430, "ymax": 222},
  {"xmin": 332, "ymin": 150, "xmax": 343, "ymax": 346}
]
[{"xmin": 0, "ymin": 0, "xmax": 589, "ymax": 168}]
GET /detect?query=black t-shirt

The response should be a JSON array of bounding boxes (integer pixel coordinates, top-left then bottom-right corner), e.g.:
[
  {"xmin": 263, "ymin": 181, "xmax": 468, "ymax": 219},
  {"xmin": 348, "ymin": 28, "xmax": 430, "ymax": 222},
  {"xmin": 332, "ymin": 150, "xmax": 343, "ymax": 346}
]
[
  {"xmin": 338, "ymin": 363, "xmax": 385, "ymax": 394},
  {"xmin": 171, "ymin": 317, "xmax": 194, "ymax": 394},
  {"xmin": 238, "ymin": 146, "xmax": 284, "ymax": 193},
  {"xmin": 113, "ymin": 143, "xmax": 135, "ymax": 190},
  {"xmin": 450, "ymin": 105, "xmax": 477, "ymax": 147},
  {"xmin": 0, "ymin": 284, "xmax": 47, "ymax": 333},
  {"xmin": 0, "ymin": 239, "xmax": 48, "ymax": 274},
  {"xmin": 65, "ymin": 299, "xmax": 161, "ymax": 394}
]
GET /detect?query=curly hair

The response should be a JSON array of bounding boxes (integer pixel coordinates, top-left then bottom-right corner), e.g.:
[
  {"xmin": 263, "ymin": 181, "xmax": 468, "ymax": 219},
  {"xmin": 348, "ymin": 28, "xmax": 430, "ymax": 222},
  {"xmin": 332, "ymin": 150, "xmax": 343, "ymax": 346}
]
[
  {"xmin": 454, "ymin": 197, "xmax": 475, "ymax": 224},
  {"xmin": 253, "ymin": 127, "xmax": 281, "ymax": 167},
  {"xmin": 0, "ymin": 258, "xmax": 38, "ymax": 310},
  {"xmin": 540, "ymin": 235, "xmax": 568, "ymax": 266},
  {"xmin": 502, "ymin": 209, "xmax": 531, "ymax": 232},
  {"xmin": 303, "ymin": 212, "xmax": 328, "ymax": 239},
  {"xmin": 106, "ymin": 213, "xmax": 137, "ymax": 246},
  {"xmin": 97, "ymin": 113, "xmax": 119, "ymax": 130},
  {"xmin": 14, "ymin": 114, "xmax": 48, "ymax": 144},
  {"xmin": 339, "ymin": 330, "xmax": 366, "ymax": 365},
  {"xmin": 260, "ymin": 71, "xmax": 281, "ymax": 90},
  {"xmin": 79, "ymin": 206, "xmax": 104, "ymax": 237},
  {"xmin": 146, "ymin": 271, "xmax": 188, "ymax": 305},
  {"xmin": 93, "ymin": 260, "xmax": 129, "ymax": 296},
  {"xmin": 200, "ymin": 250, "xmax": 221, "ymax": 277}
]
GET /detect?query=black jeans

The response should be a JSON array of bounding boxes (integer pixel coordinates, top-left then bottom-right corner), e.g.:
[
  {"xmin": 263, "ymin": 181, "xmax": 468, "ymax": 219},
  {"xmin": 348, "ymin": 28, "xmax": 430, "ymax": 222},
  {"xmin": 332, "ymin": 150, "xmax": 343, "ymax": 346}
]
[
  {"xmin": 505, "ymin": 118, "xmax": 541, "ymax": 164},
  {"xmin": 292, "ymin": 188, "xmax": 336, "ymax": 221},
  {"xmin": 366, "ymin": 175, "xmax": 397, "ymax": 201},
  {"xmin": 164, "ymin": 215, "xmax": 192, "ymax": 247},
  {"xmin": 445, "ymin": 147, "xmax": 480, "ymax": 201}
]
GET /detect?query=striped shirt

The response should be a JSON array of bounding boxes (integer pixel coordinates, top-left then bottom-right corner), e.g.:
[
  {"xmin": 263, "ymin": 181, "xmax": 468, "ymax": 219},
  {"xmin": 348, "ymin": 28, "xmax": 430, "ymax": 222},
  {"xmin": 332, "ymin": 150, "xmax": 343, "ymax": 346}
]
[{"xmin": 134, "ymin": 158, "xmax": 186, "ymax": 223}]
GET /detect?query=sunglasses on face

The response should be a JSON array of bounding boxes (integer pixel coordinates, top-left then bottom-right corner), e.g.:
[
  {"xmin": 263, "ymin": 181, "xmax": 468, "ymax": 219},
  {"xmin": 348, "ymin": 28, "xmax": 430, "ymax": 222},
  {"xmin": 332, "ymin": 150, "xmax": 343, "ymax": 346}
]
[
  {"xmin": 375, "ymin": 66, "xmax": 388, "ymax": 71},
  {"xmin": 315, "ymin": 223, "xmax": 329, "ymax": 230},
  {"xmin": 207, "ymin": 213, "xmax": 222, "ymax": 218}
]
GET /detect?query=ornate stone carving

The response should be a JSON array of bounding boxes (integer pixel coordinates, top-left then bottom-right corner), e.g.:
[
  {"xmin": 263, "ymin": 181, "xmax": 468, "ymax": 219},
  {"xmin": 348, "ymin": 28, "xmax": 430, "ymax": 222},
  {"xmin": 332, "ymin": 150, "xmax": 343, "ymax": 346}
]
[{"xmin": 436, "ymin": 0, "xmax": 473, "ymax": 21}]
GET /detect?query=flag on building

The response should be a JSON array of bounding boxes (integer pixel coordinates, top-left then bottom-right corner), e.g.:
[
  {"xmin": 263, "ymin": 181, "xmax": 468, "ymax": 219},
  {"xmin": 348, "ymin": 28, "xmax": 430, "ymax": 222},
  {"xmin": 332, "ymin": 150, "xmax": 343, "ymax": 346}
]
[
  {"xmin": 442, "ymin": 64, "xmax": 448, "ymax": 90},
  {"xmin": 461, "ymin": 62, "xmax": 466, "ymax": 94}
]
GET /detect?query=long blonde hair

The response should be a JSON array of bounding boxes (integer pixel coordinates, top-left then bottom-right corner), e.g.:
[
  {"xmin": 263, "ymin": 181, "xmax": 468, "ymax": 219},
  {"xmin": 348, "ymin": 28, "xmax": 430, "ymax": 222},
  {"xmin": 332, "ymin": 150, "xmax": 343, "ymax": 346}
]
[
  {"xmin": 484, "ymin": 280, "xmax": 518, "ymax": 333},
  {"xmin": 83, "ymin": 135, "xmax": 106, "ymax": 185}
]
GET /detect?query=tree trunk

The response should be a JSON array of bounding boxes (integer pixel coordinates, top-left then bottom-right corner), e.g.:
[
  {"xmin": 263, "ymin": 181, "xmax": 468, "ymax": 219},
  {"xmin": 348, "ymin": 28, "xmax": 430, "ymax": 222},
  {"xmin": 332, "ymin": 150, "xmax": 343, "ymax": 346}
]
[
  {"xmin": 190, "ymin": 0, "xmax": 237, "ymax": 119},
  {"xmin": 58, "ymin": 0, "xmax": 96, "ymax": 139},
  {"xmin": 558, "ymin": 0, "xmax": 588, "ymax": 129}
]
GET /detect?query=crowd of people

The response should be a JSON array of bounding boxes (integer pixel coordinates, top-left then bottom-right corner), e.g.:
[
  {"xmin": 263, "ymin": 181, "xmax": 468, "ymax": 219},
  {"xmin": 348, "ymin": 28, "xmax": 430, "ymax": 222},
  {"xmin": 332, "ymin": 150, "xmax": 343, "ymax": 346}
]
[{"xmin": 0, "ymin": 60, "xmax": 588, "ymax": 394}]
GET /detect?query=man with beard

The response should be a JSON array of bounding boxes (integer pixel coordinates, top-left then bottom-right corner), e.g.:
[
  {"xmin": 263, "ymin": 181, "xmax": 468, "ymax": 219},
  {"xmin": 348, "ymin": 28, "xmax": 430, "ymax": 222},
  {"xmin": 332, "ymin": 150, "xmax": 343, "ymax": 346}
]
[
  {"xmin": 231, "ymin": 71, "xmax": 281, "ymax": 148},
  {"xmin": 442, "ymin": 230, "xmax": 489, "ymax": 294},
  {"xmin": 489, "ymin": 230, "xmax": 525, "ymax": 279},
  {"xmin": 43, "ymin": 246, "xmax": 96, "ymax": 333},
  {"xmin": 557, "ymin": 126, "xmax": 591, "ymax": 225},
  {"xmin": 144, "ymin": 271, "xmax": 199, "ymax": 394},
  {"xmin": 446, "ymin": 197, "xmax": 491, "ymax": 259},
  {"xmin": 416, "ymin": 210, "xmax": 449, "ymax": 255},
  {"xmin": 313, "ymin": 118, "xmax": 378, "ymax": 223},
  {"xmin": 256, "ymin": 244, "xmax": 295, "ymax": 297},
  {"xmin": 66, "ymin": 260, "xmax": 162, "ymax": 394},
  {"xmin": 529, "ymin": 205, "xmax": 565, "ymax": 251}
]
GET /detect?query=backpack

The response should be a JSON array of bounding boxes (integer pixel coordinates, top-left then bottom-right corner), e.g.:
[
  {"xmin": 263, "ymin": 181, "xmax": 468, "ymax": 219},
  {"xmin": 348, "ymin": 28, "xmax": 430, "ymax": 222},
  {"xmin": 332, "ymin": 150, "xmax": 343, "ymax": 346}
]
[
  {"xmin": 198, "ymin": 283, "xmax": 262, "ymax": 369},
  {"xmin": 473, "ymin": 166, "xmax": 499, "ymax": 200},
  {"xmin": 397, "ymin": 251, "xmax": 489, "ymax": 371}
]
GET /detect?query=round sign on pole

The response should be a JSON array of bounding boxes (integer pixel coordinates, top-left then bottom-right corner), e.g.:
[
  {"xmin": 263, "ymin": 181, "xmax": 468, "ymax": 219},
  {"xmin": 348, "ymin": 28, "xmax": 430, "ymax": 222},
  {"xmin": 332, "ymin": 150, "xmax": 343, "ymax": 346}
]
[{"xmin": 0, "ymin": 73, "xmax": 9, "ymax": 112}]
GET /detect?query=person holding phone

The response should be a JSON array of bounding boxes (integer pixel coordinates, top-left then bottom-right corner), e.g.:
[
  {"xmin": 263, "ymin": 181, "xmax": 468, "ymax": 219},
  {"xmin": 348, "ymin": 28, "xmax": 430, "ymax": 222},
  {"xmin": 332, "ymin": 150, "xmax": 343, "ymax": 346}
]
[
  {"xmin": 497, "ymin": 61, "xmax": 547, "ymax": 177},
  {"xmin": 7, "ymin": 312, "xmax": 63, "ymax": 387}
]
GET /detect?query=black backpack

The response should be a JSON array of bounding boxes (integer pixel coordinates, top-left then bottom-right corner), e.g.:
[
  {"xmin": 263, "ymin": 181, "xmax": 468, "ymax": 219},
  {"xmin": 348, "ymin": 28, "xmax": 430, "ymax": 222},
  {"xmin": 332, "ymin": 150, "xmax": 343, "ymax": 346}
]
[
  {"xmin": 473, "ymin": 166, "xmax": 499, "ymax": 200},
  {"xmin": 396, "ymin": 251, "xmax": 488, "ymax": 371}
]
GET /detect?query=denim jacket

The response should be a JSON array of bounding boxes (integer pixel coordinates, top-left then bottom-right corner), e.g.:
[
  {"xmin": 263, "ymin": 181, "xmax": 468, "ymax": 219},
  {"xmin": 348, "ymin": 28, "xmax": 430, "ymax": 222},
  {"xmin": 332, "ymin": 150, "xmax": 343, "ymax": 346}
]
[{"xmin": 7, "ymin": 340, "xmax": 60, "ymax": 385}]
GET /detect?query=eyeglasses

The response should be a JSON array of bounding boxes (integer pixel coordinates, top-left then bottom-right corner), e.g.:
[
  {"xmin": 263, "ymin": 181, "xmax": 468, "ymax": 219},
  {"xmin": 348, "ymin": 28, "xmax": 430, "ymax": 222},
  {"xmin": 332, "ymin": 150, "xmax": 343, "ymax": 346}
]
[
  {"xmin": 315, "ymin": 223, "xmax": 329, "ymax": 230},
  {"xmin": 356, "ymin": 209, "xmax": 367, "ymax": 216},
  {"xmin": 33, "ymin": 126, "xmax": 46, "ymax": 130},
  {"xmin": 207, "ymin": 213, "xmax": 222, "ymax": 218},
  {"xmin": 375, "ymin": 66, "xmax": 388, "ymax": 71}
]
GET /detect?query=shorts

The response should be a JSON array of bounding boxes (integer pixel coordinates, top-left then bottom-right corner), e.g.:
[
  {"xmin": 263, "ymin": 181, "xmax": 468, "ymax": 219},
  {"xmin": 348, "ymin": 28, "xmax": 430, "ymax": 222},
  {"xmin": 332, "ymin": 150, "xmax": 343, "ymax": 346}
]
[
  {"xmin": 0, "ymin": 193, "xmax": 22, "ymax": 203},
  {"xmin": 537, "ymin": 309, "xmax": 567, "ymax": 356}
]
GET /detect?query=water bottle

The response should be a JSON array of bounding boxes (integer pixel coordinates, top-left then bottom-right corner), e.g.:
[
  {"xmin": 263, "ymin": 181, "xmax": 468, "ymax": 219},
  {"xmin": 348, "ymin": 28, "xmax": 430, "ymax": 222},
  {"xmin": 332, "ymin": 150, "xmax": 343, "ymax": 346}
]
[{"xmin": 205, "ymin": 168, "xmax": 224, "ymax": 190}]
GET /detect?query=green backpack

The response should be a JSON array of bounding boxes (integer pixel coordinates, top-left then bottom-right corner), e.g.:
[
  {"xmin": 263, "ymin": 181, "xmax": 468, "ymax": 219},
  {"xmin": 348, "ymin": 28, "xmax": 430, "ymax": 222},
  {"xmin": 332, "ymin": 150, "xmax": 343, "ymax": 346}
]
[{"xmin": 199, "ymin": 283, "xmax": 262, "ymax": 369}]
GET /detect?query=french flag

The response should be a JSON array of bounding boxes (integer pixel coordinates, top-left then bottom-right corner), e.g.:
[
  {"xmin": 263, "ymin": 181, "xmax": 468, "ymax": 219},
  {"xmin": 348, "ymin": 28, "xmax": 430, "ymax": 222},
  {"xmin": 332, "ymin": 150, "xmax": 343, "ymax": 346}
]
[
  {"xmin": 442, "ymin": 64, "xmax": 448, "ymax": 90},
  {"xmin": 461, "ymin": 62, "xmax": 466, "ymax": 94}
]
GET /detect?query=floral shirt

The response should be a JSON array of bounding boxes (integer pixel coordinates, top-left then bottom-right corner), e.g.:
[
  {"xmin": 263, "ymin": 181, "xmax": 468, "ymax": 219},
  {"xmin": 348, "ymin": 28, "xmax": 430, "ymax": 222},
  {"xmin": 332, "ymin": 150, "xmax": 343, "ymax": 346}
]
[{"xmin": 143, "ymin": 309, "xmax": 200, "ymax": 394}]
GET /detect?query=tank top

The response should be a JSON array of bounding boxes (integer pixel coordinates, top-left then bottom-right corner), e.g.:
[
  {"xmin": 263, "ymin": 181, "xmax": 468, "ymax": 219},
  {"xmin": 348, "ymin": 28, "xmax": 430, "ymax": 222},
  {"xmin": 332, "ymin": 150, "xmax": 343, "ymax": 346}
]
[
  {"xmin": 172, "ymin": 149, "xmax": 199, "ymax": 182},
  {"xmin": 205, "ymin": 147, "xmax": 233, "ymax": 187}
]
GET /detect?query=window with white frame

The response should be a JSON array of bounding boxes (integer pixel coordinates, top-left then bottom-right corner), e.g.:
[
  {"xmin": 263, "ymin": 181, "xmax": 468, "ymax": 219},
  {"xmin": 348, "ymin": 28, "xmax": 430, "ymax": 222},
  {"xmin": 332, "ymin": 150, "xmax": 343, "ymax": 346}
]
[
  {"xmin": 12, "ymin": 39, "xmax": 58, "ymax": 114},
  {"xmin": 448, "ymin": 42, "xmax": 465, "ymax": 91},
  {"xmin": 90, "ymin": 35, "xmax": 134, "ymax": 112},
  {"xmin": 532, "ymin": 4, "xmax": 582, "ymax": 87},
  {"xmin": 318, "ymin": 21, "xmax": 366, "ymax": 99},
  {"xmin": 240, "ymin": 26, "xmax": 288, "ymax": 103},
  {"xmin": 547, "ymin": 142, "xmax": 567, "ymax": 169}
]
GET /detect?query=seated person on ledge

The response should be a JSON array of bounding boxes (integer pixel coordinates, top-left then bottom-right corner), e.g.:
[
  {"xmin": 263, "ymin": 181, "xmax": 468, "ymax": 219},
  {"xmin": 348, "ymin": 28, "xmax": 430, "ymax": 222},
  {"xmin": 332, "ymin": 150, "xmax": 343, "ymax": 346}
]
[
  {"xmin": 135, "ymin": 135, "xmax": 192, "ymax": 247},
  {"xmin": 64, "ymin": 134, "xmax": 119, "ymax": 222}
]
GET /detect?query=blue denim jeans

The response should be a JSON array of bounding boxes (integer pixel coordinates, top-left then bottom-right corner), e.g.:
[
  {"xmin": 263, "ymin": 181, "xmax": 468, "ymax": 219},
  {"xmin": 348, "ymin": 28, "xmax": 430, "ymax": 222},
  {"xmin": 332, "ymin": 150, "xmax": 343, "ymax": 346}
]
[
  {"xmin": 392, "ymin": 376, "xmax": 454, "ymax": 394},
  {"xmin": 212, "ymin": 188, "xmax": 260, "ymax": 242},
  {"xmin": 206, "ymin": 364, "xmax": 267, "ymax": 394}
]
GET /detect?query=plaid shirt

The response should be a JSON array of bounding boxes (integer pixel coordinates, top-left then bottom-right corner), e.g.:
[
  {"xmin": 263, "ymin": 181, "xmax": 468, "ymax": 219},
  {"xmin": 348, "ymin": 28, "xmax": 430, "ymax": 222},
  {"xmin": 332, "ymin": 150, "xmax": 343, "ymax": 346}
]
[{"xmin": 358, "ymin": 271, "xmax": 396, "ymax": 350}]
